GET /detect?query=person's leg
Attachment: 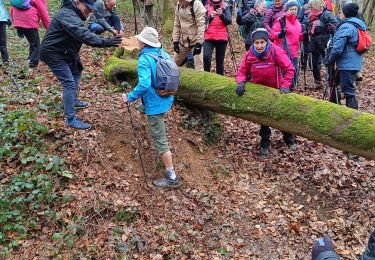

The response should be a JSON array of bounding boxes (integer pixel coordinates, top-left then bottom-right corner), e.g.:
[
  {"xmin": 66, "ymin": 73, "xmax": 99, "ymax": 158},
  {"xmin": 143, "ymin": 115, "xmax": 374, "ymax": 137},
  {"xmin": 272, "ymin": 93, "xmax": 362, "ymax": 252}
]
[
  {"xmin": 0, "ymin": 22, "xmax": 9, "ymax": 64},
  {"xmin": 147, "ymin": 114, "xmax": 180, "ymax": 188},
  {"xmin": 282, "ymin": 132, "xmax": 296, "ymax": 149},
  {"xmin": 311, "ymin": 51, "xmax": 322, "ymax": 83},
  {"xmin": 48, "ymin": 62, "xmax": 90, "ymax": 129},
  {"xmin": 173, "ymin": 46, "xmax": 190, "ymax": 67},
  {"xmin": 215, "ymin": 40, "xmax": 227, "ymax": 75},
  {"xmin": 106, "ymin": 15, "xmax": 122, "ymax": 32},
  {"xmin": 69, "ymin": 61, "xmax": 89, "ymax": 108},
  {"xmin": 193, "ymin": 45, "xmax": 204, "ymax": 71},
  {"xmin": 21, "ymin": 28, "xmax": 40, "ymax": 68},
  {"xmin": 340, "ymin": 70, "xmax": 358, "ymax": 109},
  {"xmin": 88, "ymin": 23, "xmax": 105, "ymax": 35},
  {"xmin": 186, "ymin": 51, "xmax": 194, "ymax": 68},
  {"xmin": 203, "ymin": 40, "xmax": 214, "ymax": 73},
  {"xmin": 290, "ymin": 57, "xmax": 299, "ymax": 92},
  {"xmin": 259, "ymin": 125, "xmax": 271, "ymax": 155}
]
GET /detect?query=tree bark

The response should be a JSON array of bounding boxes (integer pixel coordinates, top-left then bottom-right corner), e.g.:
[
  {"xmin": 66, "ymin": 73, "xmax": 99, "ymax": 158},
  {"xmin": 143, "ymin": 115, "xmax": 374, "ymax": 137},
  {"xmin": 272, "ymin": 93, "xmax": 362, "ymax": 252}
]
[
  {"xmin": 161, "ymin": 0, "xmax": 176, "ymax": 43},
  {"xmin": 104, "ymin": 57, "xmax": 375, "ymax": 160}
]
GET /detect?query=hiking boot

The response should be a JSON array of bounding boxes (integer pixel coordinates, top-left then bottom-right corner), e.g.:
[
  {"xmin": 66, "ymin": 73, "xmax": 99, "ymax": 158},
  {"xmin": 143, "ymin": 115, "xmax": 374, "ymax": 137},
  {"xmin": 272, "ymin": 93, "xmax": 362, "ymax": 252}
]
[
  {"xmin": 289, "ymin": 143, "xmax": 297, "ymax": 151},
  {"xmin": 186, "ymin": 59, "xmax": 195, "ymax": 69},
  {"xmin": 260, "ymin": 146, "xmax": 269, "ymax": 156},
  {"xmin": 314, "ymin": 80, "xmax": 324, "ymax": 90},
  {"xmin": 153, "ymin": 171, "xmax": 181, "ymax": 188},
  {"xmin": 74, "ymin": 100, "xmax": 89, "ymax": 109},
  {"xmin": 66, "ymin": 117, "xmax": 91, "ymax": 130},
  {"xmin": 355, "ymin": 71, "xmax": 363, "ymax": 81},
  {"xmin": 2, "ymin": 61, "xmax": 9, "ymax": 66}
]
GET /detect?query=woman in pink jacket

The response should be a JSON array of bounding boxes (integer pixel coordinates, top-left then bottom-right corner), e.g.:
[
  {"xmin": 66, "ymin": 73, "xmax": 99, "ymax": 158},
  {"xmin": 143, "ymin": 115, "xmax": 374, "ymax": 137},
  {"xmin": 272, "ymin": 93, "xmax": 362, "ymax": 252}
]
[
  {"xmin": 10, "ymin": 0, "xmax": 50, "ymax": 70},
  {"xmin": 203, "ymin": 0, "xmax": 232, "ymax": 75},
  {"xmin": 235, "ymin": 28, "xmax": 296, "ymax": 156},
  {"xmin": 270, "ymin": 0, "xmax": 303, "ymax": 91}
]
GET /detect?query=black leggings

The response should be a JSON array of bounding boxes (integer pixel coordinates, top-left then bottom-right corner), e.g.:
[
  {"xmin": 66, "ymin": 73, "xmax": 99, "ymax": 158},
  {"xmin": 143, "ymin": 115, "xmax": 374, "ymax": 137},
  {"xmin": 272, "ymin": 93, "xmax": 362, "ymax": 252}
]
[
  {"xmin": 203, "ymin": 40, "xmax": 228, "ymax": 75},
  {"xmin": 16, "ymin": 28, "xmax": 40, "ymax": 68},
  {"xmin": 0, "ymin": 22, "xmax": 9, "ymax": 63}
]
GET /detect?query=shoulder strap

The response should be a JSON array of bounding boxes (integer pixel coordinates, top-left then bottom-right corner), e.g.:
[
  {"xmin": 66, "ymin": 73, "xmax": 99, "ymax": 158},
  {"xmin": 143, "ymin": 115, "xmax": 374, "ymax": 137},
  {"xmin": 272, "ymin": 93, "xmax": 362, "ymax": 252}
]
[{"xmin": 191, "ymin": 0, "xmax": 196, "ymax": 23}]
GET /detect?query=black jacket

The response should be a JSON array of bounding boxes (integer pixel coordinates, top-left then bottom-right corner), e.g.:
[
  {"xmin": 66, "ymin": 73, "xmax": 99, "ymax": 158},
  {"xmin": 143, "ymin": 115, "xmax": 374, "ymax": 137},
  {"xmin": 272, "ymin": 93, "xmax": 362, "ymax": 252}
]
[{"xmin": 40, "ymin": 0, "xmax": 111, "ymax": 64}]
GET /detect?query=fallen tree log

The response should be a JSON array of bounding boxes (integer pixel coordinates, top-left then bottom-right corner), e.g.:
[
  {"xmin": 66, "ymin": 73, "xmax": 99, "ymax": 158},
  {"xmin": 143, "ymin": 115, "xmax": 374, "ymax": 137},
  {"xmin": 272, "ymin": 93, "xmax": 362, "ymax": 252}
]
[{"xmin": 104, "ymin": 56, "xmax": 375, "ymax": 160}]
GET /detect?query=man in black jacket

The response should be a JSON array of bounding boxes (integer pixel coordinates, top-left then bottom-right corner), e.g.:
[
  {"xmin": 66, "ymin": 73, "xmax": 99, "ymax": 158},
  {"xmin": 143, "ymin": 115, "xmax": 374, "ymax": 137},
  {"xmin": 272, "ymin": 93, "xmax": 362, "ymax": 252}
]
[{"xmin": 40, "ymin": 0, "xmax": 121, "ymax": 130}]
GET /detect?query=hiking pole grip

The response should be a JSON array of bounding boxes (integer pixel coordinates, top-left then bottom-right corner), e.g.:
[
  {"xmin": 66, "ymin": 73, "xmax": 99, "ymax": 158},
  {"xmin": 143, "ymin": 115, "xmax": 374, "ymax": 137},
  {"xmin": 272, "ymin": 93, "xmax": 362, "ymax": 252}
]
[{"xmin": 126, "ymin": 102, "xmax": 147, "ymax": 183}]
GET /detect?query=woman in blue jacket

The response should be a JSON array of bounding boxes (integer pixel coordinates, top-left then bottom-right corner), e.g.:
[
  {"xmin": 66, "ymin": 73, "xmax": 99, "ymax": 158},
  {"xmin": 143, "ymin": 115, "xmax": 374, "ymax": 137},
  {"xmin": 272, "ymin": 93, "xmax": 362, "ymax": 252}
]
[
  {"xmin": 326, "ymin": 3, "xmax": 366, "ymax": 109},
  {"xmin": 0, "ymin": 0, "xmax": 10, "ymax": 65}
]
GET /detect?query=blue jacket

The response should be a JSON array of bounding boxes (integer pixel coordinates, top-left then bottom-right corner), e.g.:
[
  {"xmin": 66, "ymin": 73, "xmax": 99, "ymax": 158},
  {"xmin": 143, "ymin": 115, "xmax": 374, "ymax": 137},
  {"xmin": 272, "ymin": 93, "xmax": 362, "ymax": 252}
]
[
  {"xmin": 128, "ymin": 47, "xmax": 174, "ymax": 116},
  {"xmin": 0, "ymin": 0, "xmax": 10, "ymax": 23},
  {"xmin": 328, "ymin": 17, "xmax": 366, "ymax": 71}
]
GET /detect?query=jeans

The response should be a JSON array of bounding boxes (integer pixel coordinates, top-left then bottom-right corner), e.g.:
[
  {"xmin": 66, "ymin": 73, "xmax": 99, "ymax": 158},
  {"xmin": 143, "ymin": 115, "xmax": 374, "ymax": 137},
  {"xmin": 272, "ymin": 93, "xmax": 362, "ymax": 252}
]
[
  {"xmin": 88, "ymin": 15, "xmax": 122, "ymax": 34},
  {"xmin": 339, "ymin": 70, "xmax": 358, "ymax": 109},
  {"xmin": 259, "ymin": 125, "xmax": 294, "ymax": 148},
  {"xmin": 186, "ymin": 51, "xmax": 193, "ymax": 61},
  {"xmin": 0, "ymin": 22, "xmax": 9, "ymax": 63},
  {"xmin": 203, "ymin": 40, "xmax": 228, "ymax": 75},
  {"xmin": 16, "ymin": 28, "xmax": 40, "ymax": 68},
  {"xmin": 47, "ymin": 62, "xmax": 83, "ymax": 121}
]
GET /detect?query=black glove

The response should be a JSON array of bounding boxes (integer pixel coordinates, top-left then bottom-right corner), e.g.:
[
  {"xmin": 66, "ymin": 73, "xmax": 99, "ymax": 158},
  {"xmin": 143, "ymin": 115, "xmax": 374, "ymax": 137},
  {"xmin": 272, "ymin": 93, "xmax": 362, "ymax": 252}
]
[
  {"xmin": 279, "ymin": 87, "xmax": 290, "ymax": 94},
  {"xmin": 236, "ymin": 82, "xmax": 246, "ymax": 96},
  {"xmin": 278, "ymin": 29, "xmax": 286, "ymax": 39},
  {"xmin": 312, "ymin": 236, "xmax": 336, "ymax": 260},
  {"xmin": 193, "ymin": 43, "xmax": 202, "ymax": 56},
  {"xmin": 105, "ymin": 36, "xmax": 122, "ymax": 47},
  {"xmin": 173, "ymin": 42, "xmax": 180, "ymax": 53}
]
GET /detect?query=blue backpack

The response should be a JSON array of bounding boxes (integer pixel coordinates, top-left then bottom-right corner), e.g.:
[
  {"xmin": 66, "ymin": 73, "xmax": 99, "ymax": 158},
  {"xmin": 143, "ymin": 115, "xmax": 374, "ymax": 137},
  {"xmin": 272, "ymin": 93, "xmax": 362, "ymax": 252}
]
[
  {"xmin": 10, "ymin": 0, "xmax": 31, "ymax": 9},
  {"xmin": 145, "ymin": 51, "xmax": 180, "ymax": 97}
]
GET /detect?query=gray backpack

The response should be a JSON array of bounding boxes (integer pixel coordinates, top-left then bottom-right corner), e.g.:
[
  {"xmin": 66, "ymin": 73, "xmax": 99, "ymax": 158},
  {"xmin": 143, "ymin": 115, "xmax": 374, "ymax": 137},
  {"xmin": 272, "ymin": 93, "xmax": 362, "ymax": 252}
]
[{"xmin": 145, "ymin": 51, "xmax": 180, "ymax": 97}]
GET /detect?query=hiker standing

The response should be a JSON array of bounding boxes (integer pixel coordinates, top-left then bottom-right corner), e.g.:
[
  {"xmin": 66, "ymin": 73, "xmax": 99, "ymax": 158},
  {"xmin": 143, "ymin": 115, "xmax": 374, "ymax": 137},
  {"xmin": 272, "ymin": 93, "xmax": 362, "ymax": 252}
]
[
  {"xmin": 0, "ymin": 0, "xmax": 10, "ymax": 65},
  {"xmin": 236, "ymin": 0, "xmax": 266, "ymax": 51},
  {"xmin": 325, "ymin": 3, "xmax": 367, "ymax": 110},
  {"xmin": 122, "ymin": 27, "xmax": 181, "ymax": 188},
  {"xmin": 10, "ymin": 0, "xmax": 50, "ymax": 71},
  {"xmin": 306, "ymin": 0, "xmax": 337, "ymax": 89},
  {"xmin": 270, "ymin": 0, "xmax": 303, "ymax": 91},
  {"xmin": 235, "ymin": 28, "xmax": 296, "ymax": 155},
  {"xmin": 203, "ymin": 0, "xmax": 232, "ymax": 75},
  {"xmin": 263, "ymin": 0, "xmax": 284, "ymax": 32},
  {"xmin": 172, "ymin": 0, "xmax": 206, "ymax": 71},
  {"xmin": 88, "ymin": 0, "xmax": 124, "ymax": 36},
  {"xmin": 40, "ymin": 0, "xmax": 121, "ymax": 130}
]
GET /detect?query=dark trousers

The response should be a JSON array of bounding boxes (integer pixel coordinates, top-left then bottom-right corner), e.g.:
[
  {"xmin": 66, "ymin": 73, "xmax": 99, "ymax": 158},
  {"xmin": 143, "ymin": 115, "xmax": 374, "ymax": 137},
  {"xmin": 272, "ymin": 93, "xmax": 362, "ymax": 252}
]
[
  {"xmin": 290, "ymin": 57, "xmax": 298, "ymax": 92},
  {"xmin": 311, "ymin": 51, "xmax": 323, "ymax": 82},
  {"xmin": 259, "ymin": 125, "xmax": 294, "ymax": 148},
  {"xmin": 0, "ymin": 22, "xmax": 9, "ymax": 63},
  {"xmin": 203, "ymin": 40, "xmax": 228, "ymax": 75},
  {"xmin": 340, "ymin": 70, "xmax": 358, "ymax": 109},
  {"xmin": 17, "ymin": 28, "xmax": 40, "ymax": 68},
  {"xmin": 88, "ymin": 15, "xmax": 122, "ymax": 34}
]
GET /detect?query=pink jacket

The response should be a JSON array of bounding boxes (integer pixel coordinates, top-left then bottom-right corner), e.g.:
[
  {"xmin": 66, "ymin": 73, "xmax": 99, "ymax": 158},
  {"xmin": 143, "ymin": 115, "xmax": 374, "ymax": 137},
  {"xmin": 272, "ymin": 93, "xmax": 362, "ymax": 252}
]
[
  {"xmin": 10, "ymin": 0, "xmax": 50, "ymax": 29},
  {"xmin": 270, "ymin": 13, "xmax": 303, "ymax": 59},
  {"xmin": 236, "ymin": 43, "xmax": 294, "ymax": 89}
]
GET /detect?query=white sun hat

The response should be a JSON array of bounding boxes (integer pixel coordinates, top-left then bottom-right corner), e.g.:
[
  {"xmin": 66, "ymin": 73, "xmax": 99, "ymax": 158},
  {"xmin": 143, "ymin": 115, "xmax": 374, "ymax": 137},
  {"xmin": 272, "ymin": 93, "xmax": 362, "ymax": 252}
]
[{"xmin": 136, "ymin": 27, "xmax": 161, "ymax": 48}]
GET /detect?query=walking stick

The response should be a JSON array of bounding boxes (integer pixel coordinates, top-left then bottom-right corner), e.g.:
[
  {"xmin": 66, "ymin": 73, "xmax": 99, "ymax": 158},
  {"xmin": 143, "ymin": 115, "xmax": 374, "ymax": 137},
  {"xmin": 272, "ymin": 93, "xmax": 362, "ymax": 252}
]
[{"xmin": 127, "ymin": 103, "xmax": 147, "ymax": 183}]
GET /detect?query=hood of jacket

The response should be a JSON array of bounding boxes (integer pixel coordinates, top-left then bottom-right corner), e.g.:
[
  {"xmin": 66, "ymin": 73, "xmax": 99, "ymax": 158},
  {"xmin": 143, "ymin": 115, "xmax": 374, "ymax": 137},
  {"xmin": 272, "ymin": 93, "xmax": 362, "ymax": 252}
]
[{"xmin": 343, "ymin": 17, "xmax": 367, "ymax": 31}]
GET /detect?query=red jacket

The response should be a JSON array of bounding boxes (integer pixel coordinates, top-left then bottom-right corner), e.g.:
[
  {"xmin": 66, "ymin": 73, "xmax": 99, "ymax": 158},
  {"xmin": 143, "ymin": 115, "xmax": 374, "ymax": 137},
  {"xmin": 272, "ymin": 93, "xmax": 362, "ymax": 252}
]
[
  {"xmin": 204, "ymin": 0, "xmax": 231, "ymax": 41},
  {"xmin": 10, "ymin": 0, "xmax": 50, "ymax": 29},
  {"xmin": 270, "ymin": 13, "xmax": 303, "ymax": 59},
  {"xmin": 236, "ymin": 43, "xmax": 294, "ymax": 89}
]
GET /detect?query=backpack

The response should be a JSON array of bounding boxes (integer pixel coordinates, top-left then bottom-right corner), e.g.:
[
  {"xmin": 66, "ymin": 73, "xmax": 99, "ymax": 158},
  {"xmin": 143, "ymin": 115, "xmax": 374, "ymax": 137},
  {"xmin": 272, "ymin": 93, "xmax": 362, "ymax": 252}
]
[
  {"xmin": 345, "ymin": 21, "xmax": 373, "ymax": 54},
  {"xmin": 10, "ymin": 0, "xmax": 31, "ymax": 9},
  {"xmin": 145, "ymin": 52, "xmax": 180, "ymax": 97}
]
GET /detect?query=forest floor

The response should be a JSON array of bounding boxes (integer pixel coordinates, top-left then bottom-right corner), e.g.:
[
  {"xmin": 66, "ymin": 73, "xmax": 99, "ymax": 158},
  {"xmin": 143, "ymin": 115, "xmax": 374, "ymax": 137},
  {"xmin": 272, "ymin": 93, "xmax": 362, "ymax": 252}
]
[{"xmin": 0, "ymin": 1, "xmax": 375, "ymax": 259}]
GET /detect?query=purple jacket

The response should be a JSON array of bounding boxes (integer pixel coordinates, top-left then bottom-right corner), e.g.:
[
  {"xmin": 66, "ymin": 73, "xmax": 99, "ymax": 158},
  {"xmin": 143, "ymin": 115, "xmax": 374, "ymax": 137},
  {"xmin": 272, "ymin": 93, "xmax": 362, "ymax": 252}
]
[{"xmin": 263, "ymin": 4, "xmax": 284, "ymax": 32}]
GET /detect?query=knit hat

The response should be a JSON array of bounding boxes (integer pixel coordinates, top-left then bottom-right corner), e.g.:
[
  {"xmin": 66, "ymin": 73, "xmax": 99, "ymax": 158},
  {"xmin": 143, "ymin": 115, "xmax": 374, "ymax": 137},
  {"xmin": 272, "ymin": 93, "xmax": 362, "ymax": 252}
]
[
  {"xmin": 307, "ymin": 0, "xmax": 326, "ymax": 10},
  {"xmin": 284, "ymin": 0, "xmax": 298, "ymax": 11},
  {"xmin": 342, "ymin": 3, "xmax": 359, "ymax": 18},
  {"xmin": 252, "ymin": 28, "xmax": 269, "ymax": 42},
  {"xmin": 136, "ymin": 27, "xmax": 161, "ymax": 48}
]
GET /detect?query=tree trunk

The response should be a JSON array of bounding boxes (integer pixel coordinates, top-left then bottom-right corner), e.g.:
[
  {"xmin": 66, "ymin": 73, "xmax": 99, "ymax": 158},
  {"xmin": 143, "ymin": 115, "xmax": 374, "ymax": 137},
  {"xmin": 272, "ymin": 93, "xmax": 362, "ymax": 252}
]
[
  {"xmin": 104, "ymin": 57, "xmax": 375, "ymax": 160},
  {"xmin": 368, "ymin": 0, "xmax": 375, "ymax": 26},
  {"xmin": 161, "ymin": 0, "xmax": 176, "ymax": 43}
]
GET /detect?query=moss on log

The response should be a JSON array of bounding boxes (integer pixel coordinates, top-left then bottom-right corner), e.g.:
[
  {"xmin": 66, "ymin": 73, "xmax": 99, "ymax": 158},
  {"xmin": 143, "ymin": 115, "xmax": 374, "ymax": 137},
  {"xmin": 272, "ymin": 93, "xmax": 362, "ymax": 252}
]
[{"xmin": 104, "ymin": 57, "xmax": 375, "ymax": 160}]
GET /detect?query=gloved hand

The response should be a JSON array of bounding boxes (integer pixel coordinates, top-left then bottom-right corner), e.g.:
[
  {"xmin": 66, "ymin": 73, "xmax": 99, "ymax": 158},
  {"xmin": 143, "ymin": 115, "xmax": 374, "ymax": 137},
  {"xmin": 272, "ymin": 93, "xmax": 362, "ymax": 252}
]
[
  {"xmin": 236, "ymin": 82, "xmax": 246, "ymax": 96},
  {"xmin": 312, "ymin": 236, "xmax": 336, "ymax": 260},
  {"xmin": 193, "ymin": 43, "xmax": 202, "ymax": 56},
  {"xmin": 278, "ymin": 29, "xmax": 286, "ymax": 39},
  {"xmin": 173, "ymin": 42, "xmax": 180, "ymax": 53},
  {"xmin": 279, "ymin": 87, "xmax": 290, "ymax": 94},
  {"xmin": 105, "ymin": 36, "xmax": 122, "ymax": 47}
]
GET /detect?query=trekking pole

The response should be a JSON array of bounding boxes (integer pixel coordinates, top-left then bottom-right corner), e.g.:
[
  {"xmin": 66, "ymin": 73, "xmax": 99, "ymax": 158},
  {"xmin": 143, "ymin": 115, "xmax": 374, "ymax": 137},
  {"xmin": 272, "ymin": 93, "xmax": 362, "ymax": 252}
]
[{"xmin": 126, "ymin": 103, "xmax": 147, "ymax": 183}]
